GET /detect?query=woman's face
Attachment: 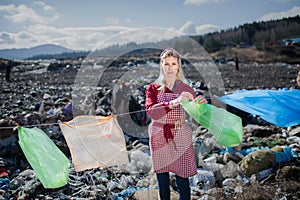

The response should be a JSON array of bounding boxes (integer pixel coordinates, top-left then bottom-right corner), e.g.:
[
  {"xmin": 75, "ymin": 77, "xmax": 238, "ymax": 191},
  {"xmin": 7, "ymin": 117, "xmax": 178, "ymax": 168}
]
[{"xmin": 161, "ymin": 56, "xmax": 179, "ymax": 78}]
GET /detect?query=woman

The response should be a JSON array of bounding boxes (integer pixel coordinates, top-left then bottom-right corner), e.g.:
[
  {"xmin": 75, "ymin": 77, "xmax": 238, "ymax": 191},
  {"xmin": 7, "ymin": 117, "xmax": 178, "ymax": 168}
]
[{"xmin": 146, "ymin": 48, "xmax": 207, "ymax": 200}]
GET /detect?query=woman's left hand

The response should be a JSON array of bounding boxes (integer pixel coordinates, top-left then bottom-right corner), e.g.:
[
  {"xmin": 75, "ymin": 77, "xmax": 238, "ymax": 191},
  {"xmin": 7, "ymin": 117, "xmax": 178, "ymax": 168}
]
[{"xmin": 194, "ymin": 95, "xmax": 207, "ymax": 104}]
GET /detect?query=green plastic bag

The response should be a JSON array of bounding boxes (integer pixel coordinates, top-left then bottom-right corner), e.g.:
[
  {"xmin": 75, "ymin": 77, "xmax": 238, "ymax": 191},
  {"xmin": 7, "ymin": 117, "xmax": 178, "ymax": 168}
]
[
  {"xmin": 18, "ymin": 127, "xmax": 70, "ymax": 188},
  {"xmin": 182, "ymin": 100, "xmax": 243, "ymax": 147}
]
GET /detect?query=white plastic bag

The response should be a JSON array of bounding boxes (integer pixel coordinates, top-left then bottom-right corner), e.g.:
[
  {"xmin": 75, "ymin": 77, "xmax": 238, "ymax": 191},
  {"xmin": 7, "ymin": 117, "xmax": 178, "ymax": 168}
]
[{"xmin": 59, "ymin": 115, "xmax": 129, "ymax": 171}]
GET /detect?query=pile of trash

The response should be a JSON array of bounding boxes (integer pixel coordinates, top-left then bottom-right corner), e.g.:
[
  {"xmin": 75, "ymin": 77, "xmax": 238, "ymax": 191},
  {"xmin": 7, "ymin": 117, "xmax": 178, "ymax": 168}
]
[
  {"xmin": 0, "ymin": 60, "xmax": 300, "ymax": 199},
  {"xmin": 1, "ymin": 123, "xmax": 299, "ymax": 199}
]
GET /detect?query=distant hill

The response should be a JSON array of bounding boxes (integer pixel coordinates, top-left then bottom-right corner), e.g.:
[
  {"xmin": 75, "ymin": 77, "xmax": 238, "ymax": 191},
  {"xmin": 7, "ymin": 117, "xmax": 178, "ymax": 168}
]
[{"xmin": 0, "ymin": 44, "xmax": 75, "ymax": 60}]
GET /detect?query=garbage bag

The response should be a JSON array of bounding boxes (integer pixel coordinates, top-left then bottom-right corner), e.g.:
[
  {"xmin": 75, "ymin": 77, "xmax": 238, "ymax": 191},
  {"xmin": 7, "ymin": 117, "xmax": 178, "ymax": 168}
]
[
  {"xmin": 18, "ymin": 127, "xmax": 70, "ymax": 188},
  {"xmin": 182, "ymin": 100, "xmax": 243, "ymax": 147},
  {"xmin": 59, "ymin": 115, "xmax": 129, "ymax": 171}
]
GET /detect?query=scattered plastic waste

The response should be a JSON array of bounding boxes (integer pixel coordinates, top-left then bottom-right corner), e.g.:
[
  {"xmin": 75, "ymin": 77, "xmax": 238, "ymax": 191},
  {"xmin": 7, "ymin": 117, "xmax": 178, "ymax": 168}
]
[
  {"xmin": 47, "ymin": 107, "xmax": 62, "ymax": 115},
  {"xmin": 0, "ymin": 178, "xmax": 9, "ymax": 190},
  {"xmin": 257, "ymin": 168, "xmax": 273, "ymax": 180},
  {"xmin": 224, "ymin": 146, "xmax": 298, "ymax": 161},
  {"xmin": 190, "ymin": 169, "xmax": 216, "ymax": 190},
  {"xmin": 127, "ymin": 150, "xmax": 152, "ymax": 174},
  {"xmin": 1, "ymin": 60, "xmax": 300, "ymax": 199},
  {"xmin": 115, "ymin": 186, "xmax": 137, "ymax": 199}
]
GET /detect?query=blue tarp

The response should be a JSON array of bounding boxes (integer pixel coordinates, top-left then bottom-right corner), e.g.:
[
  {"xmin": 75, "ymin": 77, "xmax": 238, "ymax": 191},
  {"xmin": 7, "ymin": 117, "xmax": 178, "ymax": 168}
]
[{"xmin": 218, "ymin": 89, "xmax": 300, "ymax": 127}]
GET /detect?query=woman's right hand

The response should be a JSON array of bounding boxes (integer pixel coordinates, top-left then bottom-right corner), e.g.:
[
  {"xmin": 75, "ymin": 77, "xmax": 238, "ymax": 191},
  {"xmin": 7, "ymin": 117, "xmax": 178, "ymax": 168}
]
[
  {"xmin": 170, "ymin": 92, "xmax": 194, "ymax": 108},
  {"xmin": 178, "ymin": 91, "xmax": 194, "ymax": 102}
]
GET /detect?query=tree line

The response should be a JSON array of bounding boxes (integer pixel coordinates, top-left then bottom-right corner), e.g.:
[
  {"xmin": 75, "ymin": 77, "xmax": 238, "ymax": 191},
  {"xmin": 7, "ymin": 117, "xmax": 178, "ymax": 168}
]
[{"xmin": 193, "ymin": 15, "xmax": 300, "ymax": 53}]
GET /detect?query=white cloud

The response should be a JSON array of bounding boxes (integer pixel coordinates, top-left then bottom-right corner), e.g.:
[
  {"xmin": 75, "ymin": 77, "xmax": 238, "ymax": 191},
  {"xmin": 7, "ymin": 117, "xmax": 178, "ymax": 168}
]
[
  {"xmin": 125, "ymin": 18, "xmax": 131, "ymax": 23},
  {"xmin": 179, "ymin": 21, "xmax": 220, "ymax": 35},
  {"xmin": 0, "ymin": 3, "xmax": 59, "ymax": 24},
  {"xmin": 179, "ymin": 21, "xmax": 197, "ymax": 35},
  {"xmin": 195, "ymin": 24, "xmax": 221, "ymax": 35},
  {"xmin": 105, "ymin": 17, "xmax": 132, "ymax": 25},
  {"xmin": 0, "ymin": 26, "xmax": 184, "ymax": 51},
  {"xmin": 18, "ymin": 31, "xmax": 32, "ymax": 39},
  {"xmin": 276, "ymin": 0, "xmax": 292, "ymax": 2},
  {"xmin": 105, "ymin": 17, "xmax": 121, "ymax": 25},
  {"xmin": 33, "ymin": 1, "xmax": 54, "ymax": 11},
  {"xmin": 0, "ymin": 22, "xmax": 223, "ymax": 50},
  {"xmin": 259, "ymin": 6, "xmax": 300, "ymax": 21},
  {"xmin": 184, "ymin": 0, "xmax": 226, "ymax": 5}
]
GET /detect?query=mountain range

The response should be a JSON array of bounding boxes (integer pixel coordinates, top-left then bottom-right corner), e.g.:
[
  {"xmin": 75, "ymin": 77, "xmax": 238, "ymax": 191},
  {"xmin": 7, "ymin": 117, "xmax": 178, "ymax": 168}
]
[{"xmin": 0, "ymin": 44, "xmax": 75, "ymax": 60}]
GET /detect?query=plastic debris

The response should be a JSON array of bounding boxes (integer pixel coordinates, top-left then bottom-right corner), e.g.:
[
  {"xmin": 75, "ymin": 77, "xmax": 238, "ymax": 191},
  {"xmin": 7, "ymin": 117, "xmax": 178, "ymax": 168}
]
[
  {"xmin": 182, "ymin": 100, "xmax": 243, "ymax": 147},
  {"xmin": 18, "ymin": 127, "xmax": 70, "ymax": 188},
  {"xmin": 59, "ymin": 115, "xmax": 129, "ymax": 171}
]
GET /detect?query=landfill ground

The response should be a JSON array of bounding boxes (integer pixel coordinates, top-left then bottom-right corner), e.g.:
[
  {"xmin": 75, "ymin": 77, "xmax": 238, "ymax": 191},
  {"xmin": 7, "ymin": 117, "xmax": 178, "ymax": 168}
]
[{"xmin": 0, "ymin": 58, "xmax": 300, "ymax": 200}]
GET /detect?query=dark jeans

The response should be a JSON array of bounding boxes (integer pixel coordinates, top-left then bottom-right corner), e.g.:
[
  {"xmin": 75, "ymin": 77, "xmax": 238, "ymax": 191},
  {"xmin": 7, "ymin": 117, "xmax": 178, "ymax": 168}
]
[{"xmin": 156, "ymin": 172, "xmax": 191, "ymax": 200}]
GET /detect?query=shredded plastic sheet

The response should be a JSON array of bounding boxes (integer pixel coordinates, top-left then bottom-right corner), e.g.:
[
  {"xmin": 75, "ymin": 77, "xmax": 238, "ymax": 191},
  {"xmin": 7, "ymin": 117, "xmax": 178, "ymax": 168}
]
[
  {"xmin": 224, "ymin": 146, "xmax": 298, "ymax": 176},
  {"xmin": 225, "ymin": 146, "xmax": 298, "ymax": 162},
  {"xmin": 18, "ymin": 127, "xmax": 70, "ymax": 188},
  {"xmin": 218, "ymin": 89, "xmax": 300, "ymax": 127},
  {"xmin": 182, "ymin": 100, "xmax": 243, "ymax": 147},
  {"xmin": 59, "ymin": 115, "xmax": 129, "ymax": 171}
]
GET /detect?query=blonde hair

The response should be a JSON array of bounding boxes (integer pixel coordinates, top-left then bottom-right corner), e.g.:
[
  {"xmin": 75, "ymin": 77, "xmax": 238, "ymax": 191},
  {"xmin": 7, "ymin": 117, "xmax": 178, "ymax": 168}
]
[{"xmin": 155, "ymin": 48, "xmax": 187, "ymax": 92}]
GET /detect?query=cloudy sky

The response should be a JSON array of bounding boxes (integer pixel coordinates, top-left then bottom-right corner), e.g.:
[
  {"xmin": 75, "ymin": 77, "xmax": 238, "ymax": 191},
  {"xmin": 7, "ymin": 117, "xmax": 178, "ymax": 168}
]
[{"xmin": 0, "ymin": 0, "xmax": 299, "ymax": 50}]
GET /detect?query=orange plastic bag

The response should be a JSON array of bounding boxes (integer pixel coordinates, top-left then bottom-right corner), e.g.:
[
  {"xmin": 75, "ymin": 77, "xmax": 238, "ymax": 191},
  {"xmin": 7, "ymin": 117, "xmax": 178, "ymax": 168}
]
[{"xmin": 59, "ymin": 115, "xmax": 129, "ymax": 171}]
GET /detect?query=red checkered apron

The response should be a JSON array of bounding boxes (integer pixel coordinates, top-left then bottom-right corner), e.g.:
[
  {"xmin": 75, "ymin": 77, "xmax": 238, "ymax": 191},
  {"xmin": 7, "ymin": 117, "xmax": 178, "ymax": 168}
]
[{"xmin": 148, "ymin": 92, "xmax": 197, "ymax": 178}]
